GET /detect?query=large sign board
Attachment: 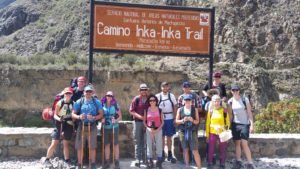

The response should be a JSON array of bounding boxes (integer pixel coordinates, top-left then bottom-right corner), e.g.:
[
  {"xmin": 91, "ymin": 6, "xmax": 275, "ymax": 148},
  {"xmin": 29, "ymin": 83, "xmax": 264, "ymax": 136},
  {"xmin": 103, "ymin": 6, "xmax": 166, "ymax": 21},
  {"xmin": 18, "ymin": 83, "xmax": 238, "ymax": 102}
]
[{"xmin": 92, "ymin": 2, "xmax": 214, "ymax": 56}]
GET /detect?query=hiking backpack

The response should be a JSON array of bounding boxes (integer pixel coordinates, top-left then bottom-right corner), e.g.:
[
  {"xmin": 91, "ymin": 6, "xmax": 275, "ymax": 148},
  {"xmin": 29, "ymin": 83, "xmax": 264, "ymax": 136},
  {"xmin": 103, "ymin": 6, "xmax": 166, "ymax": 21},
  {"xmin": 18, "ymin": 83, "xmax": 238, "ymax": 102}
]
[{"xmin": 158, "ymin": 92, "xmax": 174, "ymax": 110}]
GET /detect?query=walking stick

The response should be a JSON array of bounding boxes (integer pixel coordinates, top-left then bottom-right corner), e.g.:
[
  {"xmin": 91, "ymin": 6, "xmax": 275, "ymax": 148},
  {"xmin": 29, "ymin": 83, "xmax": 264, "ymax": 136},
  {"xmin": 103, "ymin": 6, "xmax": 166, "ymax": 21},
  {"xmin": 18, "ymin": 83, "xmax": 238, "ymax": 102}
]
[
  {"xmin": 81, "ymin": 121, "xmax": 85, "ymax": 169},
  {"xmin": 112, "ymin": 124, "xmax": 115, "ymax": 169},
  {"xmin": 102, "ymin": 123, "xmax": 105, "ymax": 168},
  {"xmin": 88, "ymin": 121, "xmax": 91, "ymax": 169}
]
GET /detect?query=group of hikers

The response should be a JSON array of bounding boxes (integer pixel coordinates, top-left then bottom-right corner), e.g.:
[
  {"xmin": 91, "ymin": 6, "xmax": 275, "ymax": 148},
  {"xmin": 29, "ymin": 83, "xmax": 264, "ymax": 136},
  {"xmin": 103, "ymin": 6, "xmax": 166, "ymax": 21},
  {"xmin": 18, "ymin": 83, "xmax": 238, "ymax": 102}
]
[{"xmin": 42, "ymin": 72, "xmax": 255, "ymax": 169}]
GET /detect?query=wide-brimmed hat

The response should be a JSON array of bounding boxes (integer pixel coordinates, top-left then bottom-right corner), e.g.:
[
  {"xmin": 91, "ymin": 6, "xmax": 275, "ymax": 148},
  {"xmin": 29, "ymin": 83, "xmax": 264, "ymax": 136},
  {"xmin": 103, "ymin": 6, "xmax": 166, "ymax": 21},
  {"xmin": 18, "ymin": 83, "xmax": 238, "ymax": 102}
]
[{"xmin": 139, "ymin": 83, "xmax": 149, "ymax": 90}]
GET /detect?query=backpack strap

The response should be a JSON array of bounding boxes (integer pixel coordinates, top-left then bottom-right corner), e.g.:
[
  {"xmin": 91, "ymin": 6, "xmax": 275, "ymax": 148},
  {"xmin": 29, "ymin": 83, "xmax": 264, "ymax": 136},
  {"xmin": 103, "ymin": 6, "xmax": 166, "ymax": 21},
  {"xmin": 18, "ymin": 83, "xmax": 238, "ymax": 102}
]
[
  {"xmin": 135, "ymin": 96, "xmax": 140, "ymax": 109},
  {"xmin": 168, "ymin": 93, "xmax": 174, "ymax": 110},
  {"xmin": 242, "ymin": 97, "xmax": 247, "ymax": 110}
]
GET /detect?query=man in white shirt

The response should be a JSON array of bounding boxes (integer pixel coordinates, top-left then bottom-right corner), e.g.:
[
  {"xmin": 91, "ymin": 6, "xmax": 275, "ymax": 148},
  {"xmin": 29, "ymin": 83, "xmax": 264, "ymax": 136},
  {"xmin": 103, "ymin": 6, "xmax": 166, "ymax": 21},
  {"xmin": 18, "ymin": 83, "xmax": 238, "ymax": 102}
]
[{"xmin": 156, "ymin": 82, "xmax": 177, "ymax": 163}]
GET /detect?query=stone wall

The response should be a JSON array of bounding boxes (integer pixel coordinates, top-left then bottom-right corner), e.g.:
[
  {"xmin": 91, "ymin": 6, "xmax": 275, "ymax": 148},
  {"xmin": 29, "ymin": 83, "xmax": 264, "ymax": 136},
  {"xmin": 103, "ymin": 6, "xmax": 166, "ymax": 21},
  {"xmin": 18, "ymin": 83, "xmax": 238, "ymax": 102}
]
[{"xmin": 1, "ymin": 123, "xmax": 300, "ymax": 160}]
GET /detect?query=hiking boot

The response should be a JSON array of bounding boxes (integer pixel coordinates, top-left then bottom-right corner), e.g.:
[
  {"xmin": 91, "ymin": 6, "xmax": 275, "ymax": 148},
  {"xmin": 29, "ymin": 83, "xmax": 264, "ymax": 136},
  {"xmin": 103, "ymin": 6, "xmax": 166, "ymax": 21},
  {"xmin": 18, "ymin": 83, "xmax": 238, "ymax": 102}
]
[
  {"xmin": 246, "ymin": 163, "xmax": 255, "ymax": 169},
  {"xmin": 103, "ymin": 160, "xmax": 110, "ymax": 169},
  {"xmin": 207, "ymin": 164, "xmax": 213, "ymax": 169},
  {"xmin": 43, "ymin": 159, "xmax": 52, "ymax": 168},
  {"xmin": 156, "ymin": 160, "xmax": 163, "ymax": 169},
  {"xmin": 146, "ymin": 158, "xmax": 154, "ymax": 169},
  {"xmin": 134, "ymin": 159, "xmax": 140, "ymax": 167},
  {"xmin": 220, "ymin": 164, "xmax": 225, "ymax": 169},
  {"xmin": 91, "ymin": 163, "xmax": 97, "ymax": 169},
  {"xmin": 232, "ymin": 160, "xmax": 243, "ymax": 169},
  {"xmin": 167, "ymin": 151, "xmax": 176, "ymax": 164},
  {"xmin": 115, "ymin": 160, "xmax": 121, "ymax": 169}
]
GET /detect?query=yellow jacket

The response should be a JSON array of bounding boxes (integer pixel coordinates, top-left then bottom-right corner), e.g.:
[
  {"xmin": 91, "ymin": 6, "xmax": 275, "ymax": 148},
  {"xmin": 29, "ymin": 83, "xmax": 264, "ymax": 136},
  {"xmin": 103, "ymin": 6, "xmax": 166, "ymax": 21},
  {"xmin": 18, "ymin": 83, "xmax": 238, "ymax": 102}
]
[{"xmin": 205, "ymin": 107, "xmax": 230, "ymax": 138}]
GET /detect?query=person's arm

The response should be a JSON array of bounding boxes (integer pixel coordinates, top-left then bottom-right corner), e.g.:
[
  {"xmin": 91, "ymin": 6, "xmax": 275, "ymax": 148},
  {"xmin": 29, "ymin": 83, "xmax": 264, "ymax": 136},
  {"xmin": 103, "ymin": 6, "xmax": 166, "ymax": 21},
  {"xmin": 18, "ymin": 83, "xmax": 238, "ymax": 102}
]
[
  {"xmin": 205, "ymin": 111, "xmax": 211, "ymax": 140},
  {"xmin": 129, "ymin": 98, "xmax": 144, "ymax": 120},
  {"xmin": 175, "ymin": 108, "xmax": 184, "ymax": 125},
  {"xmin": 221, "ymin": 83, "xmax": 227, "ymax": 101},
  {"xmin": 191, "ymin": 108, "xmax": 199, "ymax": 125},
  {"xmin": 116, "ymin": 109, "xmax": 122, "ymax": 122},
  {"xmin": 156, "ymin": 110, "xmax": 164, "ymax": 132},
  {"xmin": 54, "ymin": 101, "xmax": 61, "ymax": 122},
  {"xmin": 202, "ymin": 83, "xmax": 209, "ymax": 96},
  {"xmin": 72, "ymin": 101, "xmax": 84, "ymax": 120},
  {"xmin": 246, "ymin": 101, "xmax": 254, "ymax": 133},
  {"xmin": 143, "ymin": 110, "xmax": 148, "ymax": 128}
]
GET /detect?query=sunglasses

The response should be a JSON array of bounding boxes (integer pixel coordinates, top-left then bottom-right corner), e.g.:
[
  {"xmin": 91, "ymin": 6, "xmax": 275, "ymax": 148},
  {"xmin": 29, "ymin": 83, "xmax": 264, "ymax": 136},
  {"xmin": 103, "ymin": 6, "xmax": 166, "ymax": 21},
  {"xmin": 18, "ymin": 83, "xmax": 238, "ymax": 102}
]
[
  {"xmin": 140, "ymin": 89, "xmax": 148, "ymax": 91},
  {"xmin": 149, "ymin": 99, "xmax": 156, "ymax": 102},
  {"xmin": 184, "ymin": 99, "xmax": 192, "ymax": 101},
  {"xmin": 231, "ymin": 89, "xmax": 239, "ymax": 92},
  {"xmin": 85, "ymin": 90, "xmax": 93, "ymax": 93},
  {"xmin": 65, "ymin": 92, "xmax": 73, "ymax": 95},
  {"xmin": 106, "ymin": 95, "xmax": 113, "ymax": 97}
]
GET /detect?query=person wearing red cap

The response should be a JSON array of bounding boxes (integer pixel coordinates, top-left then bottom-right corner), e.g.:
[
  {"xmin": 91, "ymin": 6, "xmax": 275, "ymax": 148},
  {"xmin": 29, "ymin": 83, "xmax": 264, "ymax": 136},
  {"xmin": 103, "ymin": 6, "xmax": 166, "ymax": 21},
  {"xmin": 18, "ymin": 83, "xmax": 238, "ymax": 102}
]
[
  {"xmin": 43, "ymin": 87, "xmax": 75, "ymax": 168},
  {"xmin": 202, "ymin": 72, "xmax": 227, "ymax": 101}
]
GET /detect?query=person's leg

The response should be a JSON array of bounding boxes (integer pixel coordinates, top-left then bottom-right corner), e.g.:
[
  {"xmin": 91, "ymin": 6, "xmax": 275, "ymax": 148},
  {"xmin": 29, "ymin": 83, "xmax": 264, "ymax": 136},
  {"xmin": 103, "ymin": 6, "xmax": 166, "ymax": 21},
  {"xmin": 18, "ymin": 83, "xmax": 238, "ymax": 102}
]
[
  {"xmin": 208, "ymin": 134, "xmax": 217, "ymax": 165},
  {"xmin": 241, "ymin": 139, "xmax": 253, "ymax": 163},
  {"xmin": 105, "ymin": 144, "xmax": 110, "ymax": 161},
  {"xmin": 146, "ymin": 129, "xmax": 153, "ymax": 158},
  {"xmin": 219, "ymin": 137, "xmax": 227, "ymax": 165},
  {"xmin": 235, "ymin": 140, "xmax": 242, "ymax": 160},
  {"xmin": 63, "ymin": 140, "xmax": 70, "ymax": 161},
  {"xmin": 192, "ymin": 150, "xmax": 201, "ymax": 169},
  {"xmin": 155, "ymin": 129, "xmax": 163, "ymax": 158},
  {"xmin": 184, "ymin": 147, "xmax": 190, "ymax": 168},
  {"xmin": 46, "ymin": 140, "xmax": 59, "ymax": 159}
]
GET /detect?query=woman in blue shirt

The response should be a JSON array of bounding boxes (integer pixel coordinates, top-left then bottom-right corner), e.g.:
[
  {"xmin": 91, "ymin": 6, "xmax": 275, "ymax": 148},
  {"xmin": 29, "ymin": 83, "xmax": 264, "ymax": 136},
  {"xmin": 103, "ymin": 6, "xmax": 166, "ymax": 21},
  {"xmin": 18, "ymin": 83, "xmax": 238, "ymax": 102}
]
[{"xmin": 101, "ymin": 91, "xmax": 122, "ymax": 169}]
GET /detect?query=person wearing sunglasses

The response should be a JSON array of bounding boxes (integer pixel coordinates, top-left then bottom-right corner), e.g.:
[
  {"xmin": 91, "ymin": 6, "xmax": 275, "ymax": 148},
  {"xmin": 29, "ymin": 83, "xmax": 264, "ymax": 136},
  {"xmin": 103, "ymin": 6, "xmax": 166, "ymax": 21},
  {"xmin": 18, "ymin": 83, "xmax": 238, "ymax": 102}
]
[
  {"xmin": 72, "ymin": 84, "xmax": 103, "ymax": 169},
  {"xmin": 176, "ymin": 94, "xmax": 201, "ymax": 169},
  {"xmin": 228, "ymin": 84, "xmax": 255, "ymax": 169},
  {"xmin": 101, "ymin": 91, "xmax": 122, "ymax": 169},
  {"xmin": 44, "ymin": 87, "xmax": 75, "ymax": 168},
  {"xmin": 129, "ymin": 83, "xmax": 150, "ymax": 167},
  {"xmin": 143, "ymin": 94, "xmax": 164, "ymax": 169}
]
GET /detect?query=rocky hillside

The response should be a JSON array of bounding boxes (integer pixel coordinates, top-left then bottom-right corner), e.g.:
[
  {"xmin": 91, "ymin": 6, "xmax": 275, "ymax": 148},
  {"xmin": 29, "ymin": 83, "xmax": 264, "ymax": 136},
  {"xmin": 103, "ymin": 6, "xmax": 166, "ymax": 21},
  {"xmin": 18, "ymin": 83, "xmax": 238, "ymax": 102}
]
[{"xmin": 0, "ymin": 0, "xmax": 299, "ymax": 114}]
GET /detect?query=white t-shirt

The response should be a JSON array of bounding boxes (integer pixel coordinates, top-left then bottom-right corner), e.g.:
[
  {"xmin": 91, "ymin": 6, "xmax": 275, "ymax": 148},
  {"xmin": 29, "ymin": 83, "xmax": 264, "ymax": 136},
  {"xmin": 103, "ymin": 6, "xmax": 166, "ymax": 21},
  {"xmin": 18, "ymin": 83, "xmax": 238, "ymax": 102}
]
[
  {"xmin": 228, "ymin": 97, "xmax": 250, "ymax": 124},
  {"xmin": 156, "ymin": 92, "xmax": 177, "ymax": 120}
]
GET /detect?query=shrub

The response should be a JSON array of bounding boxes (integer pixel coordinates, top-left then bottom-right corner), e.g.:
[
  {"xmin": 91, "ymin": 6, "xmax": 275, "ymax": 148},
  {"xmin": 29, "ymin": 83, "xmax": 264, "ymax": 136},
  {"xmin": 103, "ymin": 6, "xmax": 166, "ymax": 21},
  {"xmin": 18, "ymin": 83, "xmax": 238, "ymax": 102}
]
[
  {"xmin": 94, "ymin": 55, "xmax": 111, "ymax": 68},
  {"xmin": 255, "ymin": 99, "xmax": 300, "ymax": 133}
]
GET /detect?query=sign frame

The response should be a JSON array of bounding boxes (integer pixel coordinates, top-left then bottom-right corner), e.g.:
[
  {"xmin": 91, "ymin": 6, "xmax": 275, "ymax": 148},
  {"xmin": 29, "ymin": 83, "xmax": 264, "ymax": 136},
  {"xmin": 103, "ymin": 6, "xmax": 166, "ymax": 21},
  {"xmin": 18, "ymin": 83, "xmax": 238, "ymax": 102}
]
[{"xmin": 89, "ymin": 0, "xmax": 215, "ymax": 87}]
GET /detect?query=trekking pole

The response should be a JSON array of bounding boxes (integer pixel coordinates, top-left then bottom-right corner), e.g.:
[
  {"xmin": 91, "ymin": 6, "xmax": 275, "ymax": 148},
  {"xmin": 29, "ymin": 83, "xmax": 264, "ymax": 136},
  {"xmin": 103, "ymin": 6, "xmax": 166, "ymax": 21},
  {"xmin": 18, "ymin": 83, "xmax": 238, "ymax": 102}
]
[
  {"xmin": 102, "ymin": 122, "xmax": 105, "ymax": 168},
  {"xmin": 81, "ymin": 121, "xmax": 85, "ymax": 169},
  {"xmin": 112, "ymin": 121, "xmax": 115, "ymax": 169},
  {"xmin": 88, "ymin": 121, "xmax": 91, "ymax": 169}
]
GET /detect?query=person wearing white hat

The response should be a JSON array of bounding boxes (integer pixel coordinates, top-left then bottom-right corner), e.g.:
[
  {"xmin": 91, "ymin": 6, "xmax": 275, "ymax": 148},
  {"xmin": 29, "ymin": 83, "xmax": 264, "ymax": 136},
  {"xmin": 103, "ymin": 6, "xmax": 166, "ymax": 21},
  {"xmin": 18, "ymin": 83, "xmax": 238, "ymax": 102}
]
[{"xmin": 205, "ymin": 95, "xmax": 231, "ymax": 169}]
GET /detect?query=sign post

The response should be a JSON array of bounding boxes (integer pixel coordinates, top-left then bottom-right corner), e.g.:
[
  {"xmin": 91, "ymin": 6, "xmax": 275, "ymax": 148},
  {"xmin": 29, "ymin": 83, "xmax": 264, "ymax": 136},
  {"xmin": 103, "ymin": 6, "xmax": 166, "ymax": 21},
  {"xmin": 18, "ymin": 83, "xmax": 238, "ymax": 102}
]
[{"xmin": 89, "ymin": 1, "xmax": 214, "ymax": 84}]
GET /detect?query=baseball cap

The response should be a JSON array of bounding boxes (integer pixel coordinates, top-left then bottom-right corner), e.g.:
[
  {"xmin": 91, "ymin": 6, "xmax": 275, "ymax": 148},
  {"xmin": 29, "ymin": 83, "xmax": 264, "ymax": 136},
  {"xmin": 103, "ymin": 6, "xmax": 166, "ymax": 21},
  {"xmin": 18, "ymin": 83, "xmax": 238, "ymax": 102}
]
[
  {"xmin": 63, "ymin": 87, "xmax": 73, "ymax": 94},
  {"xmin": 183, "ymin": 94, "xmax": 192, "ymax": 100},
  {"xmin": 213, "ymin": 72, "xmax": 222, "ymax": 78},
  {"xmin": 84, "ymin": 84, "xmax": 94, "ymax": 91},
  {"xmin": 106, "ymin": 91, "xmax": 114, "ymax": 96},
  {"xmin": 182, "ymin": 81, "xmax": 191, "ymax": 88},
  {"xmin": 161, "ymin": 81, "xmax": 169, "ymax": 87},
  {"xmin": 211, "ymin": 94, "xmax": 221, "ymax": 101},
  {"xmin": 231, "ymin": 84, "xmax": 240, "ymax": 90},
  {"xmin": 139, "ymin": 83, "xmax": 149, "ymax": 90}
]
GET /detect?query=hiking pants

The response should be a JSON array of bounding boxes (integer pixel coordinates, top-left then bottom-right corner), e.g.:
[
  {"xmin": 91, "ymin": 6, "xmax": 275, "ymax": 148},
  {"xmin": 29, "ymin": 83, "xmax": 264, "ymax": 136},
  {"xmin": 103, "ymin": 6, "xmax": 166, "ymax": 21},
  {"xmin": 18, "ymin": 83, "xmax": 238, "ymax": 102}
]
[
  {"xmin": 146, "ymin": 128, "xmax": 163, "ymax": 159},
  {"xmin": 133, "ymin": 121, "xmax": 145, "ymax": 160},
  {"xmin": 208, "ymin": 133, "xmax": 227, "ymax": 165}
]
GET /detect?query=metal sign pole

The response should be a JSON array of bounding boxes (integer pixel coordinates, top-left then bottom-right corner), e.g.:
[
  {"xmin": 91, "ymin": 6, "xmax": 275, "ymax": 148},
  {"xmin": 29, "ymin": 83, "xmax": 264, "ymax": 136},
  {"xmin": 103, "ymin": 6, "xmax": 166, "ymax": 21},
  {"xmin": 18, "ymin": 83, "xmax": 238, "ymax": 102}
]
[
  {"xmin": 209, "ymin": 7, "xmax": 215, "ymax": 88},
  {"xmin": 88, "ymin": 0, "xmax": 95, "ymax": 83}
]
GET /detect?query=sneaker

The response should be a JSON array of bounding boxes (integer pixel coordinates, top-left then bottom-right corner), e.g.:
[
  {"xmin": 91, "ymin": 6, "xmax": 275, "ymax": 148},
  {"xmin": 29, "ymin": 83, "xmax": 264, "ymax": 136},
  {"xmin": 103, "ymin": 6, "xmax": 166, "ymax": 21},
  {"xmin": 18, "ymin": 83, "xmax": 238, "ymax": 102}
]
[
  {"xmin": 246, "ymin": 163, "xmax": 255, "ymax": 169},
  {"xmin": 43, "ymin": 159, "xmax": 52, "ymax": 168},
  {"xmin": 232, "ymin": 160, "xmax": 243, "ymax": 169},
  {"xmin": 115, "ymin": 160, "xmax": 121, "ymax": 169},
  {"xmin": 91, "ymin": 163, "xmax": 97, "ymax": 169},
  {"xmin": 146, "ymin": 158, "xmax": 154, "ymax": 169},
  {"xmin": 207, "ymin": 164, "xmax": 213, "ymax": 169},
  {"xmin": 167, "ymin": 151, "xmax": 176, "ymax": 164}
]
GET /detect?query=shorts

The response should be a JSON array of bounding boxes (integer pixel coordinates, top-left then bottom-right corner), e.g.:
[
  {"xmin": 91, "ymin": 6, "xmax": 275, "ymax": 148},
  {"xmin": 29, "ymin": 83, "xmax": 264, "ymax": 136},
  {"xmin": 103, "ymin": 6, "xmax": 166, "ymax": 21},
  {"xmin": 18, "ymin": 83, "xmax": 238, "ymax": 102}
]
[
  {"xmin": 104, "ymin": 127, "xmax": 119, "ymax": 145},
  {"xmin": 178, "ymin": 130, "xmax": 198, "ymax": 150},
  {"xmin": 51, "ymin": 122, "xmax": 73, "ymax": 141},
  {"xmin": 231, "ymin": 122, "xmax": 250, "ymax": 140},
  {"xmin": 75, "ymin": 124, "xmax": 98, "ymax": 149},
  {"xmin": 162, "ymin": 119, "xmax": 176, "ymax": 137}
]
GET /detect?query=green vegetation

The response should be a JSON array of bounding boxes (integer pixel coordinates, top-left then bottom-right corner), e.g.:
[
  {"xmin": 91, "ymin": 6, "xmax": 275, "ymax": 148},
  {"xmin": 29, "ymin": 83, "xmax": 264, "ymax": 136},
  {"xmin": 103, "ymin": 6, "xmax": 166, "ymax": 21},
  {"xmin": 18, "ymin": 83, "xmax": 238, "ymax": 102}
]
[{"xmin": 255, "ymin": 99, "xmax": 300, "ymax": 133}]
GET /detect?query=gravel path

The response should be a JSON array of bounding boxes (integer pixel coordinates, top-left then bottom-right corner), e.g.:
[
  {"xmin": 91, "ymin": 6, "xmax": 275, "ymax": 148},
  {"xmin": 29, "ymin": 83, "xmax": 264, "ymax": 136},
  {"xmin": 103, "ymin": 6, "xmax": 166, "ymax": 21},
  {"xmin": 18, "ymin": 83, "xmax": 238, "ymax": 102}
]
[{"xmin": 0, "ymin": 157, "xmax": 300, "ymax": 169}]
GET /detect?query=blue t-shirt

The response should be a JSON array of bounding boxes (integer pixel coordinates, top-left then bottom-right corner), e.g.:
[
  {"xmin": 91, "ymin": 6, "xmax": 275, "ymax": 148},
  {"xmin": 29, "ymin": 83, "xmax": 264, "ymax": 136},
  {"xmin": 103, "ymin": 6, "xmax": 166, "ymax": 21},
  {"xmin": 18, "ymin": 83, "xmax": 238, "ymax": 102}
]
[
  {"xmin": 103, "ymin": 103, "xmax": 119, "ymax": 129},
  {"xmin": 73, "ymin": 98, "xmax": 103, "ymax": 124}
]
